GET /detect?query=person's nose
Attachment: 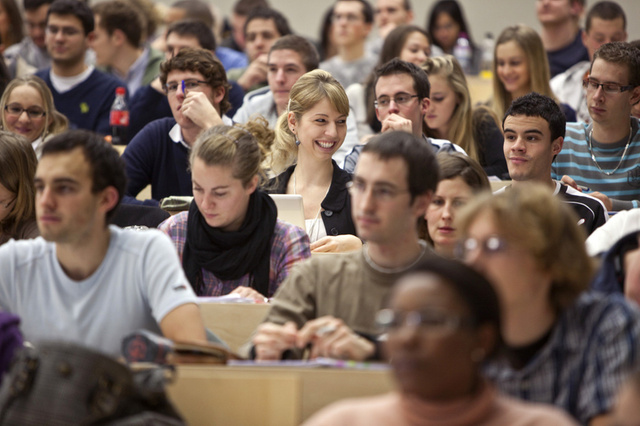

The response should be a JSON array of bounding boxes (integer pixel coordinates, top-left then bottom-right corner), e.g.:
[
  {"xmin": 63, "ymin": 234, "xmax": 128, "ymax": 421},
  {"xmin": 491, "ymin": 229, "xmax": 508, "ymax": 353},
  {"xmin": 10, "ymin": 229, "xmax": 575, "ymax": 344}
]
[{"xmin": 388, "ymin": 99, "xmax": 400, "ymax": 114}]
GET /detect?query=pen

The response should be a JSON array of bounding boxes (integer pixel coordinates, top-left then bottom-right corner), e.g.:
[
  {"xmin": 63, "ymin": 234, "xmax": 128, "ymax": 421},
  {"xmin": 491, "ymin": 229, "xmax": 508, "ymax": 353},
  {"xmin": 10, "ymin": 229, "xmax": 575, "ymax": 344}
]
[
  {"xmin": 578, "ymin": 185, "xmax": 590, "ymax": 192},
  {"xmin": 181, "ymin": 80, "xmax": 186, "ymax": 94}
]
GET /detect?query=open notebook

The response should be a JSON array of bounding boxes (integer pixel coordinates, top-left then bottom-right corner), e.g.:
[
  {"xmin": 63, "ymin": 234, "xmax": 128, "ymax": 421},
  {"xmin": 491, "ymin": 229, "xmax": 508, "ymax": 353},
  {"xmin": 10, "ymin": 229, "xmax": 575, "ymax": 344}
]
[{"xmin": 269, "ymin": 194, "xmax": 306, "ymax": 230}]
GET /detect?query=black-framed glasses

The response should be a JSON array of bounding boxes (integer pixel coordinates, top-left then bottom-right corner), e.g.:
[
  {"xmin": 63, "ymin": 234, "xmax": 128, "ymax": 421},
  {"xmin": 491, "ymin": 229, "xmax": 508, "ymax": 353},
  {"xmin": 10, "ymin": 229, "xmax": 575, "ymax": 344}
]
[
  {"xmin": 165, "ymin": 79, "xmax": 209, "ymax": 94},
  {"xmin": 582, "ymin": 78, "xmax": 635, "ymax": 94},
  {"xmin": 376, "ymin": 308, "xmax": 476, "ymax": 334},
  {"xmin": 374, "ymin": 93, "xmax": 419, "ymax": 109},
  {"xmin": 455, "ymin": 236, "xmax": 508, "ymax": 259},
  {"xmin": 4, "ymin": 104, "xmax": 46, "ymax": 119}
]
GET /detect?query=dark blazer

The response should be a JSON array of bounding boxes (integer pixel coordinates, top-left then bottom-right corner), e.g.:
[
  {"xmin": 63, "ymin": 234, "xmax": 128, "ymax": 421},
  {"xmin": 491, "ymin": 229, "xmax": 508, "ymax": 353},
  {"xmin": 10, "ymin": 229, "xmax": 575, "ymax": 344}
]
[{"xmin": 266, "ymin": 161, "xmax": 356, "ymax": 237}]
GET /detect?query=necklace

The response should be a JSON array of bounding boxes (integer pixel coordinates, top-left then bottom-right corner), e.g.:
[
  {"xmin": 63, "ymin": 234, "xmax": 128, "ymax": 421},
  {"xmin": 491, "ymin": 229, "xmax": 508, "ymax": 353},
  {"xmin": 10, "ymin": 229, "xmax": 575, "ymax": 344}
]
[
  {"xmin": 587, "ymin": 125, "xmax": 632, "ymax": 176},
  {"xmin": 293, "ymin": 170, "xmax": 330, "ymax": 239},
  {"xmin": 363, "ymin": 241, "xmax": 427, "ymax": 274}
]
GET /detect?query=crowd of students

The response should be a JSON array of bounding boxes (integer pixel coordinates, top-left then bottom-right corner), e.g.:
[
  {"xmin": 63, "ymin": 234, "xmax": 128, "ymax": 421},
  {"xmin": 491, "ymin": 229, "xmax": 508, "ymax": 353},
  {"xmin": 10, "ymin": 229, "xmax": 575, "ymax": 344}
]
[{"xmin": 0, "ymin": 0, "xmax": 640, "ymax": 423}]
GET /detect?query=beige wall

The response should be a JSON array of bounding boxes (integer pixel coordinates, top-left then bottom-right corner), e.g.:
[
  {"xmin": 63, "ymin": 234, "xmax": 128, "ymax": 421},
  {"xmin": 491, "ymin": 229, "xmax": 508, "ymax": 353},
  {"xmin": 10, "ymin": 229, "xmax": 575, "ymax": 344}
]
[{"xmin": 201, "ymin": 0, "xmax": 639, "ymax": 44}]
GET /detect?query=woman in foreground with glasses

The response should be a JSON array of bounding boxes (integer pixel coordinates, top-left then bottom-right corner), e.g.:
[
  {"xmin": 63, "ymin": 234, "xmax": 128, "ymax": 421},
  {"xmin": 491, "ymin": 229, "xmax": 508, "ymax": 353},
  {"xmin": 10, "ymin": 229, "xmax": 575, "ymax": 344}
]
[
  {"xmin": 0, "ymin": 76, "xmax": 68, "ymax": 156},
  {"xmin": 304, "ymin": 257, "xmax": 576, "ymax": 425},
  {"xmin": 490, "ymin": 25, "xmax": 576, "ymax": 123},
  {"xmin": 159, "ymin": 118, "xmax": 310, "ymax": 301},
  {"xmin": 269, "ymin": 69, "xmax": 360, "ymax": 253},
  {"xmin": 0, "ymin": 131, "xmax": 38, "ymax": 244},
  {"xmin": 456, "ymin": 183, "xmax": 640, "ymax": 424},
  {"xmin": 423, "ymin": 153, "xmax": 490, "ymax": 258}
]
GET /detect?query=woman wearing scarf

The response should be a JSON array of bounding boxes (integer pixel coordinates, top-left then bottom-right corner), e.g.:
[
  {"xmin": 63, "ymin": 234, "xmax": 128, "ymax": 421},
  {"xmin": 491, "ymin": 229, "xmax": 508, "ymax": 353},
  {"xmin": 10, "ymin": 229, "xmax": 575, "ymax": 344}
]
[{"xmin": 159, "ymin": 118, "xmax": 311, "ymax": 301}]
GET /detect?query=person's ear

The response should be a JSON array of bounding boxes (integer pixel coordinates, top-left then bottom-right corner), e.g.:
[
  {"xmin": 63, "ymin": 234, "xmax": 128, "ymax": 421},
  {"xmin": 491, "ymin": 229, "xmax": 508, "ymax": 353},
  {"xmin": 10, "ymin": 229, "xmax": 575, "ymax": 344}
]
[
  {"xmin": 287, "ymin": 111, "xmax": 297, "ymax": 134},
  {"xmin": 472, "ymin": 324, "xmax": 498, "ymax": 363},
  {"xmin": 420, "ymin": 97, "xmax": 430, "ymax": 117},
  {"xmin": 245, "ymin": 174, "xmax": 259, "ymax": 194},
  {"xmin": 112, "ymin": 29, "xmax": 126, "ymax": 47},
  {"xmin": 630, "ymin": 86, "xmax": 640, "ymax": 107},
  {"xmin": 212, "ymin": 85, "xmax": 225, "ymax": 106},
  {"xmin": 99, "ymin": 186, "xmax": 119, "ymax": 215},
  {"xmin": 551, "ymin": 136, "xmax": 563, "ymax": 156},
  {"xmin": 411, "ymin": 190, "xmax": 432, "ymax": 218}
]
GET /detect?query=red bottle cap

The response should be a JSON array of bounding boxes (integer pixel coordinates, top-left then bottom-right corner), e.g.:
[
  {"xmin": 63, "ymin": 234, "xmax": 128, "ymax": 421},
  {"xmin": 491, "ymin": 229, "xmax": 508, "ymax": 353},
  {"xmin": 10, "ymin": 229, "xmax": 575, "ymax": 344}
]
[{"xmin": 116, "ymin": 87, "xmax": 126, "ymax": 96}]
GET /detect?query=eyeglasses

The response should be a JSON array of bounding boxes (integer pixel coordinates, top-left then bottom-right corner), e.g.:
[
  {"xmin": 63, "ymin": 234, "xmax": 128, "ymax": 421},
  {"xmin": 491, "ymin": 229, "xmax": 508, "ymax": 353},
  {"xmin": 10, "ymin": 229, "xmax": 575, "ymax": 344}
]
[
  {"xmin": 346, "ymin": 180, "xmax": 409, "ymax": 202},
  {"xmin": 4, "ymin": 104, "xmax": 46, "ymax": 119},
  {"xmin": 374, "ymin": 93, "xmax": 419, "ymax": 109},
  {"xmin": 331, "ymin": 13, "xmax": 363, "ymax": 23},
  {"xmin": 582, "ymin": 78, "xmax": 635, "ymax": 94},
  {"xmin": 165, "ymin": 79, "xmax": 209, "ymax": 94},
  {"xmin": 455, "ymin": 236, "xmax": 508, "ymax": 259},
  {"xmin": 376, "ymin": 308, "xmax": 475, "ymax": 334},
  {"xmin": 45, "ymin": 25, "xmax": 81, "ymax": 37}
]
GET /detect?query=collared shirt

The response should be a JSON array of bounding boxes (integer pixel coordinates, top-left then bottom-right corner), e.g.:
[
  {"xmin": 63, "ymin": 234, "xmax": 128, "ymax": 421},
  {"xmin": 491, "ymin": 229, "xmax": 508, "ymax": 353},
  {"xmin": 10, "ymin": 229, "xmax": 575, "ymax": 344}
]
[
  {"xmin": 116, "ymin": 47, "xmax": 149, "ymax": 97},
  {"xmin": 4, "ymin": 37, "xmax": 50, "ymax": 78},
  {"xmin": 159, "ymin": 214, "xmax": 311, "ymax": 297},
  {"xmin": 484, "ymin": 291, "xmax": 640, "ymax": 424},
  {"xmin": 168, "ymin": 115, "xmax": 234, "ymax": 150}
]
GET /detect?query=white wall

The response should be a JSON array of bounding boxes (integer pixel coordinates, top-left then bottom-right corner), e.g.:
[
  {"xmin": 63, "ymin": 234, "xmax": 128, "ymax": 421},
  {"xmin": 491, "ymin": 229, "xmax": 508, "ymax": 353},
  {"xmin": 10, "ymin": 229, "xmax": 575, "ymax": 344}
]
[{"xmin": 199, "ymin": 0, "xmax": 640, "ymax": 44}]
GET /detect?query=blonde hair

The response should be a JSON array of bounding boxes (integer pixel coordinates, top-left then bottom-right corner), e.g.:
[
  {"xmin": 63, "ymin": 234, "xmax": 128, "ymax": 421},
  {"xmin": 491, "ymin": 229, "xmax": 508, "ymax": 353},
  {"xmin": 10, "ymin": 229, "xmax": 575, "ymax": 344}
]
[
  {"xmin": 0, "ymin": 131, "xmax": 36, "ymax": 236},
  {"xmin": 271, "ymin": 69, "xmax": 350, "ymax": 174},
  {"xmin": 0, "ymin": 76, "xmax": 69, "ymax": 141},
  {"xmin": 190, "ymin": 116, "xmax": 274, "ymax": 186},
  {"xmin": 456, "ymin": 183, "xmax": 595, "ymax": 313},
  {"xmin": 491, "ymin": 24, "xmax": 557, "ymax": 120},
  {"xmin": 422, "ymin": 55, "xmax": 478, "ymax": 161}
]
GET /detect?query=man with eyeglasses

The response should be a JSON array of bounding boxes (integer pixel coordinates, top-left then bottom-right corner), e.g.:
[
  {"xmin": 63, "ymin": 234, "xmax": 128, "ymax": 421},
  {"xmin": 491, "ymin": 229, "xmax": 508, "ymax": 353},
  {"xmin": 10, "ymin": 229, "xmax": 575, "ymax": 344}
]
[
  {"xmin": 497, "ymin": 92, "xmax": 607, "ymax": 236},
  {"xmin": 34, "ymin": 0, "xmax": 124, "ymax": 136},
  {"xmin": 4, "ymin": 0, "xmax": 53, "ymax": 78},
  {"xmin": 122, "ymin": 48, "xmax": 232, "ymax": 203},
  {"xmin": 319, "ymin": 0, "xmax": 377, "ymax": 89},
  {"xmin": 552, "ymin": 41, "xmax": 640, "ymax": 211},
  {"xmin": 249, "ymin": 131, "xmax": 439, "ymax": 361},
  {"xmin": 551, "ymin": 1, "xmax": 627, "ymax": 124}
]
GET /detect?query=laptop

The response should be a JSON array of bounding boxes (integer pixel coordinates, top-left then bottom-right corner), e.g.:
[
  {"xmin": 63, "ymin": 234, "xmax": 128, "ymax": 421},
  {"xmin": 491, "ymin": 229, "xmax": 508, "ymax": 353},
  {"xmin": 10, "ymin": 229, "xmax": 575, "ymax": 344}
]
[{"xmin": 269, "ymin": 194, "xmax": 306, "ymax": 230}]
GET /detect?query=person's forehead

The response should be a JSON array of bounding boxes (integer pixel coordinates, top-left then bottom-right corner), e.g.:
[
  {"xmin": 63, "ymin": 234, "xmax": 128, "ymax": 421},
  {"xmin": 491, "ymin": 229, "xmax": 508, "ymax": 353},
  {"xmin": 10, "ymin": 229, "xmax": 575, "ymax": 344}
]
[
  {"xmin": 25, "ymin": 3, "xmax": 49, "ymax": 20},
  {"xmin": 166, "ymin": 33, "xmax": 201, "ymax": 49},
  {"xmin": 246, "ymin": 18, "xmax": 278, "ymax": 35},
  {"xmin": 355, "ymin": 153, "xmax": 408, "ymax": 185},
  {"xmin": 335, "ymin": 0, "xmax": 365, "ymax": 16},
  {"xmin": 591, "ymin": 57, "xmax": 629, "ymax": 82},
  {"xmin": 375, "ymin": 72, "xmax": 414, "ymax": 94},
  {"xmin": 377, "ymin": 0, "xmax": 404, "ymax": 10},
  {"xmin": 166, "ymin": 69, "xmax": 206, "ymax": 82},
  {"xmin": 268, "ymin": 49, "xmax": 304, "ymax": 67},
  {"xmin": 504, "ymin": 114, "xmax": 550, "ymax": 136},
  {"xmin": 37, "ymin": 147, "xmax": 91, "ymax": 181},
  {"xmin": 588, "ymin": 16, "xmax": 625, "ymax": 34},
  {"xmin": 47, "ymin": 13, "xmax": 84, "ymax": 30}
]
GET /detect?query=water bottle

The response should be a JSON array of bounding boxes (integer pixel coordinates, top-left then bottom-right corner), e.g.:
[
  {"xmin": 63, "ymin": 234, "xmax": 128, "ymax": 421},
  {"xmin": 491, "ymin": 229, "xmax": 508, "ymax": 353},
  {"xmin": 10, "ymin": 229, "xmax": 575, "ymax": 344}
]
[
  {"xmin": 109, "ymin": 87, "xmax": 129, "ymax": 145},
  {"xmin": 481, "ymin": 32, "xmax": 495, "ymax": 79},
  {"xmin": 453, "ymin": 32, "xmax": 472, "ymax": 74}
]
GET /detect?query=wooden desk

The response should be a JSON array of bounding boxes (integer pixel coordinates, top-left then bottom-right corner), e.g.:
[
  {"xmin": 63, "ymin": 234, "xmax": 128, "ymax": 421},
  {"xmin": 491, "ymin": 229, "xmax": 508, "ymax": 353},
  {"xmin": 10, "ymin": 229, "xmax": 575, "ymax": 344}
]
[
  {"xmin": 167, "ymin": 365, "xmax": 394, "ymax": 426},
  {"xmin": 467, "ymin": 74, "xmax": 493, "ymax": 105},
  {"xmin": 199, "ymin": 303, "xmax": 271, "ymax": 353}
]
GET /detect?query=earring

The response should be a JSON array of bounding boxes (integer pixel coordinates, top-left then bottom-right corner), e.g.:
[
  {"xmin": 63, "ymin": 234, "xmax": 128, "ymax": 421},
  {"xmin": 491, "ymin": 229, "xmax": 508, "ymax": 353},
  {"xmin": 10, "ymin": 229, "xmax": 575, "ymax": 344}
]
[
  {"xmin": 471, "ymin": 348, "xmax": 485, "ymax": 363},
  {"xmin": 295, "ymin": 140, "xmax": 301, "ymax": 146}
]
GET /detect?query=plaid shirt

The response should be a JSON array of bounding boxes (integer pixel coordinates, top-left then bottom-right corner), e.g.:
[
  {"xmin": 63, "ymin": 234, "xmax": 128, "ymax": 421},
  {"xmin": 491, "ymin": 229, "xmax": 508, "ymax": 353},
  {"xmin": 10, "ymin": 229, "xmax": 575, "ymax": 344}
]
[
  {"xmin": 159, "ymin": 212, "xmax": 310, "ymax": 297},
  {"xmin": 484, "ymin": 291, "xmax": 640, "ymax": 424}
]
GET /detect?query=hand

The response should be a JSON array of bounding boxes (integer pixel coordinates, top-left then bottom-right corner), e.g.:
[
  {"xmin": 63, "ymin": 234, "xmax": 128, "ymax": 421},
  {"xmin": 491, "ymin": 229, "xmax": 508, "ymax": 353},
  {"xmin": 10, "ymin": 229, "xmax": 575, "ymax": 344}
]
[
  {"xmin": 237, "ymin": 54, "xmax": 268, "ymax": 90},
  {"xmin": 378, "ymin": 23, "xmax": 398, "ymax": 39},
  {"xmin": 297, "ymin": 316, "xmax": 375, "ymax": 361},
  {"xmin": 380, "ymin": 113, "xmax": 413, "ymax": 134},
  {"xmin": 230, "ymin": 286, "xmax": 268, "ymax": 303},
  {"xmin": 589, "ymin": 191, "xmax": 613, "ymax": 211},
  {"xmin": 180, "ymin": 91, "xmax": 223, "ymax": 130},
  {"xmin": 561, "ymin": 175, "xmax": 580, "ymax": 191},
  {"xmin": 253, "ymin": 321, "xmax": 298, "ymax": 360},
  {"xmin": 311, "ymin": 235, "xmax": 363, "ymax": 253}
]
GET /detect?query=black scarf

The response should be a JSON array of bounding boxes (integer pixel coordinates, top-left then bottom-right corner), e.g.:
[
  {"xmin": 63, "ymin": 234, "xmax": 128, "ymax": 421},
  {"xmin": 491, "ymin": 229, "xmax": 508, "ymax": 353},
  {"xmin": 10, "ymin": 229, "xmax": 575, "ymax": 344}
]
[{"xmin": 182, "ymin": 190, "xmax": 277, "ymax": 296}]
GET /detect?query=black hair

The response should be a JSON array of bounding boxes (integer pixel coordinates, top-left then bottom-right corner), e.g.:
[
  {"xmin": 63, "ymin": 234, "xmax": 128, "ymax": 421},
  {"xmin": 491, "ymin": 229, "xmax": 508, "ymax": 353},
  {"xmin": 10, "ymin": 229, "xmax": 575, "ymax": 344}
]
[
  {"xmin": 426, "ymin": 0, "xmax": 475, "ymax": 50},
  {"xmin": 374, "ymin": 57, "xmax": 430, "ymax": 99},
  {"xmin": 170, "ymin": 0, "xmax": 214, "ymax": 28},
  {"xmin": 243, "ymin": 7, "xmax": 292, "ymax": 38},
  {"xmin": 593, "ymin": 42, "xmax": 640, "ymax": 88},
  {"xmin": 585, "ymin": 1, "xmax": 626, "ymax": 33},
  {"xmin": 41, "ymin": 130, "xmax": 126, "ymax": 221},
  {"xmin": 269, "ymin": 34, "xmax": 320, "ymax": 72},
  {"xmin": 166, "ymin": 19, "xmax": 216, "ymax": 51},
  {"xmin": 335, "ymin": 0, "xmax": 374, "ymax": 24},
  {"xmin": 362, "ymin": 131, "xmax": 439, "ymax": 200},
  {"xmin": 402, "ymin": 256, "xmax": 502, "ymax": 355},
  {"xmin": 24, "ymin": 0, "xmax": 54, "ymax": 11},
  {"xmin": 503, "ymin": 92, "xmax": 566, "ymax": 143},
  {"xmin": 47, "ymin": 0, "xmax": 94, "ymax": 35}
]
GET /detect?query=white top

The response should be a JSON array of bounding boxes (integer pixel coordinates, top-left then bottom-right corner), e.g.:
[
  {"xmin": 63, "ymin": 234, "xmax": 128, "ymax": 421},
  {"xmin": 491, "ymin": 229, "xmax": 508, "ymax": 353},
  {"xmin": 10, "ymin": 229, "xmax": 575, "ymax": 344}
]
[
  {"xmin": 0, "ymin": 226, "xmax": 198, "ymax": 356},
  {"xmin": 49, "ymin": 65, "xmax": 94, "ymax": 93}
]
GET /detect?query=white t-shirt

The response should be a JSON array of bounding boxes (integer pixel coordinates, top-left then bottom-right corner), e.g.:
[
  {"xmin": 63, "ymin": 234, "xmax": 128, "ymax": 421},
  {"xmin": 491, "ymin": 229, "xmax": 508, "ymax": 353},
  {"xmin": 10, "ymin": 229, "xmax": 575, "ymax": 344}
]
[{"xmin": 0, "ymin": 226, "xmax": 197, "ymax": 356}]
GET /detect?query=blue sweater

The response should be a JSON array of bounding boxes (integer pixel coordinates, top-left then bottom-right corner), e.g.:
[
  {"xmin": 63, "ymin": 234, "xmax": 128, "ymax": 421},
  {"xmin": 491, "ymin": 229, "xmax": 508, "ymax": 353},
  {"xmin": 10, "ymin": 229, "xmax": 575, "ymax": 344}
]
[
  {"xmin": 36, "ymin": 68, "xmax": 125, "ymax": 135},
  {"xmin": 122, "ymin": 118, "xmax": 192, "ymax": 201}
]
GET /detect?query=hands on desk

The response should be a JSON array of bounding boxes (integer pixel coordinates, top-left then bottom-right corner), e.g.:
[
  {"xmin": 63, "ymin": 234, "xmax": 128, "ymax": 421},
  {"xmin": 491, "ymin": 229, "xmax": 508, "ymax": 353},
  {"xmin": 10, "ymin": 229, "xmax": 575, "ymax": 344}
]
[
  {"xmin": 253, "ymin": 316, "xmax": 376, "ymax": 361},
  {"xmin": 230, "ymin": 286, "xmax": 269, "ymax": 303},
  {"xmin": 310, "ymin": 235, "xmax": 363, "ymax": 253}
]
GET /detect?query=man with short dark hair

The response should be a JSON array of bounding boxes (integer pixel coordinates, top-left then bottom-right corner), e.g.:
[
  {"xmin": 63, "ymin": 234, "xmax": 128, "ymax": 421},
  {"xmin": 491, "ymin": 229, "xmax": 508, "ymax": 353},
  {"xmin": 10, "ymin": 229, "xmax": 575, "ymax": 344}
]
[
  {"xmin": 250, "ymin": 131, "xmax": 439, "ymax": 361},
  {"xmin": 220, "ymin": 0, "xmax": 270, "ymax": 53},
  {"xmin": 0, "ymin": 130, "xmax": 207, "ymax": 356},
  {"xmin": 537, "ymin": 0, "xmax": 589, "ymax": 77},
  {"xmin": 35, "ymin": 0, "xmax": 124, "ymax": 135},
  {"xmin": 228, "ymin": 7, "xmax": 292, "ymax": 92},
  {"xmin": 123, "ymin": 48, "xmax": 232, "ymax": 202},
  {"xmin": 91, "ymin": 0, "xmax": 163, "ymax": 97},
  {"xmin": 371, "ymin": 0, "xmax": 413, "ymax": 52},
  {"xmin": 498, "ymin": 92, "xmax": 607, "ymax": 235},
  {"xmin": 553, "ymin": 42, "xmax": 640, "ymax": 211},
  {"xmin": 551, "ymin": 1, "xmax": 627, "ymax": 123},
  {"xmin": 320, "ymin": 0, "xmax": 377, "ymax": 88},
  {"xmin": 4, "ymin": 0, "xmax": 53, "ymax": 77}
]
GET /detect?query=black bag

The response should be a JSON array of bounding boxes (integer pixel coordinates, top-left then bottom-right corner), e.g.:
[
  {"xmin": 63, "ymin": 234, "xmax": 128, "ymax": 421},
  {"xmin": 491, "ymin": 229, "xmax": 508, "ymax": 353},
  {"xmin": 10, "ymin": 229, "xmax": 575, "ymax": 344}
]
[{"xmin": 0, "ymin": 341, "xmax": 185, "ymax": 425}]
